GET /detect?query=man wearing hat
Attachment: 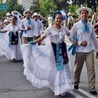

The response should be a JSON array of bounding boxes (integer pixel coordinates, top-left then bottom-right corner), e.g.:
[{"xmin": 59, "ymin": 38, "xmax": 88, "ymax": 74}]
[
  {"xmin": 20, "ymin": 9, "xmax": 37, "ymax": 44},
  {"xmin": 70, "ymin": 6, "xmax": 98, "ymax": 95},
  {"xmin": 33, "ymin": 12, "xmax": 44, "ymax": 45},
  {"xmin": 6, "ymin": 12, "xmax": 12, "ymax": 23},
  {"xmin": 67, "ymin": 12, "xmax": 74, "ymax": 30}
]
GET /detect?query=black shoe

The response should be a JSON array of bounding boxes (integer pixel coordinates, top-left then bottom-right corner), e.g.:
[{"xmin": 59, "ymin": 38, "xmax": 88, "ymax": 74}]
[
  {"xmin": 74, "ymin": 85, "xmax": 79, "ymax": 89},
  {"xmin": 90, "ymin": 91, "xmax": 97, "ymax": 95},
  {"xmin": 12, "ymin": 59, "xmax": 17, "ymax": 62}
]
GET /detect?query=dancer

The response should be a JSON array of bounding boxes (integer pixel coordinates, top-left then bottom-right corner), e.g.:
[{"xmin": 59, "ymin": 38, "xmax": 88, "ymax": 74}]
[
  {"xmin": 0, "ymin": 16, "xmax": 22, "ymax": 61},
  {"xmin": 20, "ymin": 9, "xmax": 36, "ymax": 44},
  {"xmin": 21, "ymin": 11, "xmax": 73, "ymax": 96},
  {"xmin": 70, "ymin": 6, "xmax": 98, "ymax": 95}
]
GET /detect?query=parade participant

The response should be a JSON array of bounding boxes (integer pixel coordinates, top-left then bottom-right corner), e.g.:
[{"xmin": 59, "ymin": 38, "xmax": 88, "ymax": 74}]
[
  {"xmin": 21, "ymin": 11, "xmax": 73, "ymax": 96},
  {"xmin": 11, "ymin": 10, "xmax": 21, "ymax": 24},
  {"xmin": 0, "ymin": 20, "xmax": 3, "ymax": 30},
  {"xmin": 32, "ymin": 12, "xmax": 44, "ymax": 45},
  {"xmin": 92, "ymin": 13, "xmax": 98, "ymax": 38},
  {"xmin": 0, "ymin": 16, "xmax": 22, "ymax": 62},
  {"xmin": 0, "ymin": 19, "xmax": 10, "ymax": 31},
  {"xmin": 47, "ymin": 14, "xmax": 52, "ymax": 27},
  {"xmin": 91, "ymin": 12, "xmax": 97, "ymax": 25},
  {"xmin": 20, "ymin": 9, "xmax": 37, "ymax": 44},
  {"xmin": 67, "ymin": 12, "xmax": 74, "ymax": 30},
  {"xmin": 2, "ymin": 19, "xmax": 10, "ymax": 30},
  {"xmin": 69, "ymin": 6, "xmax": 98, "ymax": 95},
  {"xmin": 6, "ymin": 12, "xmax": 12, "ymax": 23}
]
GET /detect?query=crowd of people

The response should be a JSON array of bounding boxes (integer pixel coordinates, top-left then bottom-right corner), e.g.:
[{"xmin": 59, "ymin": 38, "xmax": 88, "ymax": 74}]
[{"xmin": 0, "ymin": 6, "xmax": 98, "ymax": 96}]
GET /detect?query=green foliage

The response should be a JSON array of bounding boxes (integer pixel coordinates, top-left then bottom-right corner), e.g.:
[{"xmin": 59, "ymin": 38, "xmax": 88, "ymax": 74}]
[
  {"xmin": 30, "ymin": 0, "xmax": 98, "ymax": 17},
  {"xmin": 30, "ymin": 0, "xmax": 56, "ymax": 16},
  {"xmin": 5, "ymin": 0, "xmax": 24, "ymax": 15},
  {"xmin": 40, "ymin": 0, "xmax": 56, "ymax": 16},
  {"xmin": 30, "ymin": 0, "xmax": 40, "ymax": 12},
  {"xmin": 30, "ymin": 0, "xmax": 69, "ymax": 16},
  {"xmin": 68, "ymin": 4, "xmax": 79, "ymax": 17},
  {"xmin": 6, "ymin": 0, "xmax": 17, "ymax": 12},
  {"xmin": 53, "ymin": 0, "xmax": 68, "ymax": 10},
  {"xmin": 13, "ymin": 4, "xmax": 24, "ymax": 15},
  {"xmin": 0, "ymin": 11, "xmax": 6, "ymax": 19}
]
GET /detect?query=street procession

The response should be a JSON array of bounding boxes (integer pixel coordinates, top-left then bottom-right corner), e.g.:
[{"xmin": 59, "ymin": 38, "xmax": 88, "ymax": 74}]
[{"xmin": 0, "ymin": 0, "xmax": 98, "ymax": 98}]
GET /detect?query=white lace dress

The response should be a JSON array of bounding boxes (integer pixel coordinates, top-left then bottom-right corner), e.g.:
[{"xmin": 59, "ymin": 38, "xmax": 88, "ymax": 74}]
[
  {"xmin": 0, "ymin": 23, "xmax": 22, "ymax": 60},
  {"xmin": 21, "ymin": 26, "xmax": 73, "ymax": 96}
]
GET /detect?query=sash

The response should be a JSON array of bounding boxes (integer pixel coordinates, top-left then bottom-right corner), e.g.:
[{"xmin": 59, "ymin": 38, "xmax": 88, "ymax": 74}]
[{"xmin": 51, "ymin": 42, "xmax": 69, "ymax": 71}]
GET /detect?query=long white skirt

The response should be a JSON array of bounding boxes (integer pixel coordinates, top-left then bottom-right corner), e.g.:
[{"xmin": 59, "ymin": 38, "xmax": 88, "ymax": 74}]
[
  {"xmin": 0, "ymin": 33, "xmax": 22, "ymax": 60},
  {"xmin": 21, "ymin": 43, "xmax": 73, "ymax": 96}
]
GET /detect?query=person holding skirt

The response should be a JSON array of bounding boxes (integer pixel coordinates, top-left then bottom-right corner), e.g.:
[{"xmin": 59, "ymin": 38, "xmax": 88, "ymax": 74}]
[
  {"xmin": 0, "ymin": 16, "xmax": 22, "ymax": 62},
  {"xmin": 21, "ymin": 11, "xmax": 73, "ymax": 96}
]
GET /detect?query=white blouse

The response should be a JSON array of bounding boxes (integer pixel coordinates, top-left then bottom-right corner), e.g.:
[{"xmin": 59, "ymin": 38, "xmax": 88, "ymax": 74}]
[
  {"xmin": 5, "ymin": 23, "xmax": 20, "ymax": 34},
  {"xmin": 42, "ymin": 26, "xmax": 70, "ymax": 44}
]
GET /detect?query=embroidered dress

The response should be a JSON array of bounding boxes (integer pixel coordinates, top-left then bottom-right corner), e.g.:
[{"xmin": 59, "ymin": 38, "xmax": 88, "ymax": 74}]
[
  {"xmin": 21, "ymin": 26, "xmax": 73, "ymax": 96},
  {"xmin": 0, "ymin": 23, "xmax": 22, "ymax": 60}
]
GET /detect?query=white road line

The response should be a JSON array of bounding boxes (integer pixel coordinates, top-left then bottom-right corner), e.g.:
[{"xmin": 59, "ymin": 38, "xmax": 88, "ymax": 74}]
[
  {"xmin": 70, "ymin": 91, "xmax": 83, "ymax": 98},
  {"xmin": 78, "ymin": 88, "xmax": 97, "ymax": 98}
]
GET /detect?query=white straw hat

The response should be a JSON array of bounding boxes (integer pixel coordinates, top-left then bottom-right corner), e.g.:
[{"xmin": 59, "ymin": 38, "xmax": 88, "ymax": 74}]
[
  {"xmin": 23, "ymin": 9, "xmax": 32, "ymax": 16},
  {"xmin": 11, "ymin": 10, "xmax": 20, "ymax": 16},
  {"xmin": 32, "ymin": 12, "xmax": 38, "ymax": 17},
  {"xmin": 76, "ymin": 7, "xmax": 92, "ymax": 15},
  {"xmin": 6, "ymin": 12, "xmax": 11, "ymax": 16},
  {"xmin": 67, "ymin": 12, "xmax": 72, "ymax": 16}
]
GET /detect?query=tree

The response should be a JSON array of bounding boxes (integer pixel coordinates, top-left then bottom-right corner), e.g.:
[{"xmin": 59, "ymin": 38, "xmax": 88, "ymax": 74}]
[
  {"xmin": 5, "ymin": 0, "xmax": 24, "ymax": 15},
  {"xmin": 30, "ymin": 0, "xmax": 56, "ymax": 16},
  {"xmin": 30, "ymin": 0, "xmax": 40, "ymax": 12},
  {"xmin": 68, "ymin": 4, "xmax": 79, "ymax": 17},
  {"xmin": 53, "ymin": 0, "xmax": 68, "ymax": 11},
  {"xmin": 29, "ymin": 0, "xmax": 98, "ymax": 17},
  {"xmin": 40, "ymin": 0, "xmax": 56, "ymax": 16},
  {"xmin": 30, "ymin": 0, "xmax": 70, "ymax": 16},
  {"xmin": 73, "ymin": 0, "xmax": 98, "ymax": 12},
  {"xmin": 87, "ymin": 0, "xmax": 96, "ymax": 12}
]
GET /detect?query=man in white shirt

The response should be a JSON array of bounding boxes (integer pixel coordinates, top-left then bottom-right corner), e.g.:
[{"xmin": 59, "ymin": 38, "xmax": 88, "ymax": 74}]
[
  {"xmin": 33, "ymin": 12, "xmax": 44, "ymax": 45},
  {"xmin": 6, "ymin": 12, "xmax": 12, "ymax": 23},
  {"xmin": 70, "ymin": 6, "xmax": 98, "ymax": 95},
  {"xmin": 67, "ymin": 12, "xmax": 73, "ymax": 30},
  {"xmin": 20, "ymin": 9, "xmax": 37, "ymax": 44}
]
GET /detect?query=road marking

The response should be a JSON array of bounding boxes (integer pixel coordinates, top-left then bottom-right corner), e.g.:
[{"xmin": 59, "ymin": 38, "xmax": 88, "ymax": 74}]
[
  {"xmin": 78, "ymin": 88, "xmax": 97, "ymax": 98},
  {"xmin": 70, "ymin": 91, "xmax": 83, "ymax": 98}
]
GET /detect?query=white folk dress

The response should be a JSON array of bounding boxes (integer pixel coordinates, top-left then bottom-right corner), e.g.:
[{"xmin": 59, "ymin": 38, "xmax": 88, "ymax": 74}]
[
  {"xmin": 0, "ymin": 23, "xmax": 22, "ymax": 61},
  {"xmin": 21, "ymin": 26, "xmax": 73, "ymax": 96}
]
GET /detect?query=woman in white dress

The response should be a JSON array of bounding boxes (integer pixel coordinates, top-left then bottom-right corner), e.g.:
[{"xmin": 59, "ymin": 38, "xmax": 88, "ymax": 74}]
[
  {"xmin": 0, "ymin": 16, "xmax": 22, "ymax": 61},
  {"xmin": 21, "ymin": 11, "xmax": 73, "ymax": 96}
]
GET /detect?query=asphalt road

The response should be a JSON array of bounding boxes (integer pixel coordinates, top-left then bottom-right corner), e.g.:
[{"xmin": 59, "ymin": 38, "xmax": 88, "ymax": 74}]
[{"xmin": 0, "ymin": 49, "xmax": 98, "ymax": 98}]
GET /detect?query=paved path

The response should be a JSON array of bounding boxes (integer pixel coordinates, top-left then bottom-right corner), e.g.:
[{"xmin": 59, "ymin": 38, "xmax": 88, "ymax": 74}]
[{"xmin": 0, "ymin": 41, "xmax": 98, "ymax": 98}]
